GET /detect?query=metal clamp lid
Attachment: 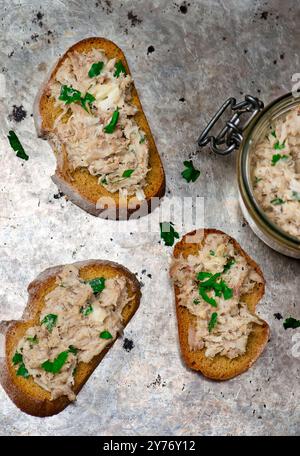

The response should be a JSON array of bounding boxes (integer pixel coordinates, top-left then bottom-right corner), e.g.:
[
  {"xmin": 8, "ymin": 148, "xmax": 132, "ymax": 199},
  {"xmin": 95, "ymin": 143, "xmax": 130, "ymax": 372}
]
[{"xmin": 198, "ymin": 95, "xmax": 264, "ymax": 155}]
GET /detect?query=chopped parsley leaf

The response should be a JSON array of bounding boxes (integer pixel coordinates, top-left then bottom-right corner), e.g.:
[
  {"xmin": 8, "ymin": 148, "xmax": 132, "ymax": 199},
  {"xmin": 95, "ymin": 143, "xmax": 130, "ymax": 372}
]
[
  {"xmin": 271, "ymin": 130, "xmax": 276, "ymax": 138},
  {"xmin": 283, "ymin": 317, "xmax": 300, "ymax": 330},
  {"xmin": 254, "ymin": 176, "xmax": 262, "ymax": 185},
  {"xmin": 271, "ymin": 197, "xmax": 285, "ymax": 205},
  {"xmin": 80, "ymin": 303, "xmax": 93, "ymax": 316},
  {"xmin": 114, "ymin": 60, "xmax": 126, "ymax": 77},
  {"xmin": 68, "ymin": 345, "xmax": 78, "ymax": 355},
  {"xmin": 199, "ymin": 287, "xmax": 217, "ymax": 307},
  {"xmin": 271, "ymin": 153, "xmax": 288, "ymax": 166},
  {"xmin": 89, "ymin": 277, "xmax": 105, "ymax": 294},
  {"xmin": 197, "ymin": 271, "xmax": 213, "ymax": 281},
  {"xmin": 223, "ymin": 258, "xmax": 236, "ymax": 273},
  {"xmin": 8, "ymin": 131, "xmax": 29, "ymax": 161},
  {"xmin": 41, "ymin": 314, "xmax": 57, "ymax": 332},
  {"xmin": 122, "ymin": 169, "xmax": 134, "ymax": 178},
  {"xmin": 41, "ymin": 351, "xmax": 69, "ymax": 374},
  {"xmin": 139, "ymin": 136, "xmax": 146, "ymax": 144},
  {"xmin": 59, "ymin": 85, "xmax": 95, "ymax": 112},
  {"xmin": 100, "ymin": 330, "xmax": 113, "ymax": 339},
  {"xmin": 16, "ymin": 363, "xmax": 30, "ymax": 378},
  {"xmin": 160, "ymin": 222, "xmax": 180, "ymax": 246},
  {"xmin": 208, "ymin": 312, "xmax": 218, "ymax": 332},
  {"xmin": 209, "ymin": 250, "xmax": 215, "ymax": 256},
  {"xmin": 88, "ymin": 61, "xmax": 104, "ymax": 78},
  {"xmin": 104, "ymin": 109, "xmax": 119, "ymax": 133},
  {"xmin": 181, "ymin": 160, "xmax": 200, "ymax": 183},
  {"xmin": 193, "ymin": 298, "xmax": 200, "ymax": 305},
  {"xmin": 101, "ymin": 177, "xmax": 107, "ymax": 185},
  {"xmin": 12, "ymin": 352, "xmax": 23, "ymax": 365},
  {"xmin": 273, "ymin": 140, "xmax": 286, "ymax": 150}
]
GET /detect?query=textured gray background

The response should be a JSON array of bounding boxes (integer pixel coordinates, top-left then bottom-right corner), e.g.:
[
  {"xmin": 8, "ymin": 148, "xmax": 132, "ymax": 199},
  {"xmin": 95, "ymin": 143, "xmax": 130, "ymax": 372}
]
[{"xmin": 0, "ymin": 0, "xmax": 299, "ymax": 436}]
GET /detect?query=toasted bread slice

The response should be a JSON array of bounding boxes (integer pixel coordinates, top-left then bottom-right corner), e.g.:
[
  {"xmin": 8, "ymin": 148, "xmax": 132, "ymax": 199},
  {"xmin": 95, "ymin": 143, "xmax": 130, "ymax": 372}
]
[
  {"xmin": 172, "ymin": 228, "xmax": 269, "ymax": 380},
  {"xmin": 34, "ymin": 37, "xmax": 165, "ymax": 219},
  {"xmin": 0, "ymin": 259, "xmax": 141, "ymax": 417}
]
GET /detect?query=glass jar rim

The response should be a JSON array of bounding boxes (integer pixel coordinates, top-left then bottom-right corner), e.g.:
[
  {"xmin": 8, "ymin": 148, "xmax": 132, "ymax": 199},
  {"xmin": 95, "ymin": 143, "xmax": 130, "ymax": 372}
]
[{"xmin": 238, "ymin": 91, "xmax": 300, "ymax": 249}]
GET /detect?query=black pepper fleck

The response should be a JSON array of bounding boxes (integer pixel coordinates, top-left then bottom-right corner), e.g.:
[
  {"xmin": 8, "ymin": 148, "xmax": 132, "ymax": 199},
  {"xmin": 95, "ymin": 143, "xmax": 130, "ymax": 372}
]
[
  {"xmin": 274, "ymin": 312, "xmax": 283, "ymax": 320},
  {"xmin": 123, "ymin": 338, "xmax": 134, "ymax": 352},
  {"xmin": 147, "ymin": 45, "xmax": 155, "ymax": 55},
  {"xmin": 8, "ymin": 105, "xmax": 27, "ymax": 123}
]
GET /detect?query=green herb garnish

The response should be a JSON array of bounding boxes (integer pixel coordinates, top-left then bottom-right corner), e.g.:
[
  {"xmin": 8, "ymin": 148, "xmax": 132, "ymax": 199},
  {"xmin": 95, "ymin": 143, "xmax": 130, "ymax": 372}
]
[
  {"xmin": 283, "ymin": 317, "xmax": 300, "ymax": 330},
  {"xmin": 89, "ymin": 277, "xmax": 106, "ymax": 294},
  {"xmin": 100, "ymin": 330, "xmax": 113, "ymax": 339},
  {"xmin": 271, "ymin": 153, "xmax": 288, "ymax": 166},
  {"xmin": 197, "ymin": 271, "xmax": 213, "ymax": 281},
  {"xmin": 223, "ymin": 258, "xmax": 236, "ymax": 273},
  {"xmin": 160, "ymin": 222, "xmax": 180, "ymax": 247},
  {"xmin": 88, "ymin": 61, "xmax": 104, "ymax": 78},
  {"xmin": 271, "ymin": 130, "xmax": 276, "ymax": 138},
  {"xmin": 59, "ymin": 85, "xmax": 95, "ymax": 112},
  {"xmin": 273, "ymin": 140, "xmax": 286, "ymax": 150},
  {"xmin": 193, "ymin": 299, "xmax": 200, "ymax": 305},
  {"xmin": 271, "ymin": 198, "xmax": 285, "ymax": 205},
  {"xmin": 292, "ymin": 191, "xmax": 300, "ymax": 201},
  {"xmin": 209, "ymin": 250, "xmax": 215, "ymax": 256},
  {"xmin": 181, "ymin": 160, "xmax": 200, "ymax": 183},
  {"xmin": 254, "ymin": 176, "xmax": 262, "ymax": 185},
  {"xmin": 68, "ymin": 345, "xmax": 78, "ymax": 355},
  {"xmin": 80, "ymin": 303, "xmax": 93, "ymax": 316},
  {"xmin": 199, "ymin": 287, "xmax": 217, "ymax": 307},
  {"xmin": 101, "ymin": 177, "xmax": 107, "ymax": 185},
  {"xmin": 12, "ymin": 352, "xmax": 23, "ymax": 365},
  {"xmin": 16, "ymin": 363, "xmax": 30, "ymax": 378},
  {"xmin": 122, "ymin": 169, "xmax": 134, "ymax": 178},
  {"xmin": 41, "ymin": 314, "xmax": 57, "ymax": 332},
  {"xmin": 139, "ymin": 136, "xmax": 146, "ymax": 144},
  {"xmin": 114, "ymin": 60, "xmax": 126, "ymax": 77},
  {"xmin": 8, "ymin": 131, "xmax": 29, "ymax": 161},
  {"xmin": 208, "ymin": 312, "xmax": 218, "ymax": 332},
  {"xmin": 41, "ymin": 351, "xmax": 69, "ymax": 374},
  {"xmin": 26, "ymin": 335, "xmax": 38, "ymax": 344},
  {"xmin": 104, "ymin": 109, "xmax": 119, "ymax": 133}
]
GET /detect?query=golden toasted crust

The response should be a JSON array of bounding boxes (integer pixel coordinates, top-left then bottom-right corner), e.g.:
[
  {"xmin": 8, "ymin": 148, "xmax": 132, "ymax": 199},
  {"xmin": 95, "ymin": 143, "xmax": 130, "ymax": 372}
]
[
  {"xmin": 36, "ymin": 37, "xmax": 165, "ymax": 219},
  {"xmin": 172, "ymin": 228, "xmax": 269, "ymax": 380},
  {"xmin": 0, "ymin": 260, "xmax": 141, "ymax": 417}
]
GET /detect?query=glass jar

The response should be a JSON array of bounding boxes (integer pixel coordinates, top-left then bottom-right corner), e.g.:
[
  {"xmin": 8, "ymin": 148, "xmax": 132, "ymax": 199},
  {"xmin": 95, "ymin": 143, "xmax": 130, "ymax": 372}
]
[
  {"xmin": 237, "ymin": 92, "xmax": 300, "ymax": 258},
  {"xmin": 198, "ymin": 93, "xmax": 300, "ymax": 258}
]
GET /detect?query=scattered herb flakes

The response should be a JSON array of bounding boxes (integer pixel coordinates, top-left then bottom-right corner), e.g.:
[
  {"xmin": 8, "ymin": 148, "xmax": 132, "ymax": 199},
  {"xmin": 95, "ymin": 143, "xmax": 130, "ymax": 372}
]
[
  {"xmin": 292, "ymin": 191, "xmax": 300, "ymax": 201},
  {"xmin": 159, "ymin": 221, "xmax": 179, "ymax": 246},
  {"xmin": 193, "ymin": 298, "xmax": 200, "ymax": 305},
  {"xmin": 271, "ymin": 153, "xmax": 288, "ymax": 166},
  {"xmin": 80, "ymin": 92, "xmax": 96, "ymax": 111},
  {"xmin": 271, "ymin": 130, "xmax": 276, "ymax": 138},
  {"xmin": 17, "ymin": 363, "xmax": 30, "ymax": 378},
  {"xmin": 68, "ymin": 345, "xmax": 78, "ymax": 354},
  {"xmin": 88, "ymin": 61, "xmax": 104, "ymax": 78},
  {"xmin": 81, "ymin": 303, "xmax": 93, "ymax": 316},
  {"xmin": 41, "ymin": 351, "xmax": 69, "ymax": 373},
  {"xmin": 271, "ymin": 197, "xmax": 285, "ymax": 205},
  {"xmin": 283, "ymin": 317, "xmax": 300, "ymax": 330},
  {"xmin": 89, "ymin": 277, "xmax": 105, "ymax": 294},
  {"xmin": 139, "ymin": 135, "xmax": 146, "ymax": 144},
  {"xmin": 114, "ymin": 60, "xmax": 126, "ymax": 78},
  {"xmin": 101, "ymin": 177, "xmax": 107, "ymax": 185},
  {"xmin": 122, "ymin": 169, "xmax": 134, "ymax": 178},
  {"xmin": 209, "ymin": 250, "xmax": 215, "ymax": 256},
  {"xmin": 197, "ymin": 271, "xmax": 233, "ymax": 303},
  {"xmin": 254, "ymin": 176, "xmax": 262, "ymax": 184},
  {"xmin": 181, "ymin": 160, "xmax": 200, "ymax": 183},
  {"xmin": 12, "ymin": 352, "xmax": 23, "ymax": 365},
  {"xmin": 208, "ymin": 312, "xmax": 218, "ymax": 332},
  {"xmin": 104, "ymin": 109, "xmax": 119, "ymax": 133},
  {"xmin": 273, "ymin": 140, "xmax": 286, "ymax": 151},
  {"xmin": 7, "ymin": 130, "xmax": 29, "ymax": 160},
  {"xmin": 41, "ymin": 313, "xmax": 57, "ymax": 332},
  {"xmin": 100, "ymin": 330, "xmax": 113, "ymax": 339},
  {"xmin": 197, "ymin": 271, "xmax": 213, "ymax": 281}
]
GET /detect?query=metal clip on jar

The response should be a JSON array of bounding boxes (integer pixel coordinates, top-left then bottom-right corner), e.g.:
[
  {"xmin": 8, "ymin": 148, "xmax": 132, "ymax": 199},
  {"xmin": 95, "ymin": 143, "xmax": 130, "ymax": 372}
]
[{"xmin": 198, "ymin": 93, "xmax": 300, "ymax": 258}]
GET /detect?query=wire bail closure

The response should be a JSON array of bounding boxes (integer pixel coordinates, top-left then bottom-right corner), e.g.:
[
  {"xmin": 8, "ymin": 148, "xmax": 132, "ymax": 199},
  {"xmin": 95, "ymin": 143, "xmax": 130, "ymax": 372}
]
[{"xmin": 198, "ymin": 95, "xmax": 264, "ymax": 155}]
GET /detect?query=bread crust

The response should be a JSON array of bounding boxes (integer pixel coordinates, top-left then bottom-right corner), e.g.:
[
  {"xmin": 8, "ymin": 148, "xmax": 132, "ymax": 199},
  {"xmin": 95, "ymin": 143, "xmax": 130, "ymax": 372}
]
[
  {"xmin": 34, "ymin": 37, "xmax": 165, "ymax": 219},
  {"xmin": 172, "ymin": 228, "xmax": 270, "ymax": 380},
  {"xmin": 0, "ymin": 259, "xmax": 141, "ymax": 417}
]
